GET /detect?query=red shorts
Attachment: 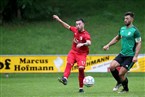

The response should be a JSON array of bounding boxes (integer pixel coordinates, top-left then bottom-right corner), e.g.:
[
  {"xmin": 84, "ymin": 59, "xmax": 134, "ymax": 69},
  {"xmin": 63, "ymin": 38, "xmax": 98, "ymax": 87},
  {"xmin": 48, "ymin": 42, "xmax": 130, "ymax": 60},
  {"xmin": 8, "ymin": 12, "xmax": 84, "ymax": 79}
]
[{"xmin": 67, "ymin": 49, "xmax": 87, "ymax": 67}]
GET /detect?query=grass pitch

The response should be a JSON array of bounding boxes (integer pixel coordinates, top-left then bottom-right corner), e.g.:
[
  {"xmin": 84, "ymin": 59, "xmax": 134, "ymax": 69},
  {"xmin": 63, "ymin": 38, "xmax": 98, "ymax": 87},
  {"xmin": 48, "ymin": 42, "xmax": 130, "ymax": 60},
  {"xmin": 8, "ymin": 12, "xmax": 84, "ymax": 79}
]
[{"xmin": 0, "ymin": 73, "xmax": 145, "ymax": 97}]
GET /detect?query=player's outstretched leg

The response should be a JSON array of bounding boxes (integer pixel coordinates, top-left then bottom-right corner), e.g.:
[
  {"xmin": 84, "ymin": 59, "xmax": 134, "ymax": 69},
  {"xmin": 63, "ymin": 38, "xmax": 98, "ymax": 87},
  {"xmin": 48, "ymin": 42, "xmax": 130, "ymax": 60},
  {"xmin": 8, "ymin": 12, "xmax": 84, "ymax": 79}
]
[
  {"xmin": 58, "ymin": 62, "xmax": 72, "ymax": 85},
  {"xmin": 58, "ymin": 77, "xmax": 67, "ymax": 85}
]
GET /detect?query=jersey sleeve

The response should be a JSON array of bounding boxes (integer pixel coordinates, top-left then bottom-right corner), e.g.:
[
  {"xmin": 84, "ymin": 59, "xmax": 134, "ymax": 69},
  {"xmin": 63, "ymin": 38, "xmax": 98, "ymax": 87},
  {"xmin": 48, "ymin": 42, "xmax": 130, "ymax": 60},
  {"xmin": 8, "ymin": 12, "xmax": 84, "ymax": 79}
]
[
  {"xmin": 134, "ymin": 29, "xmax": 141, "ymax": 42},
  {"xmin": 70, "ymin": 26, "xmax": 77, "ymax": 33},
  {"xmin": 118, "ymin": 28, "xmax": 121, "ymax": 36},
  {"xmin": 85, "ymin": 33, "xmax": 91, "ymax": 40}
]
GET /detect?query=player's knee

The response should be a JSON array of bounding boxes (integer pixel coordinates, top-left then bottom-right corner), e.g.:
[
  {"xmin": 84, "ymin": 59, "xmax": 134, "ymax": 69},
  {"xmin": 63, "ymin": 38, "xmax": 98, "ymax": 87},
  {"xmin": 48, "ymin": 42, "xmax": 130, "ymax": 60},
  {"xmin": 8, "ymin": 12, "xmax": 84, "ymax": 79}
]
[
  {"xmin": 109, "ymin": 66, "xmax": 116, "ymax": 71},
  {"xmin": 119, "ymin": 67, "xmax": 128, "ymax": 76},
  {"xmin": 119, "ymin": 72, "xmax": 125, "ymax": 81},
  {"xmin": 110, "ymin": 61, "xmax": 120, "ymax": 71},
  {"xmin": 119, "ymin": 70, "xmax": 126, "ymax": 78},
  {"xmin": 119, "ymin": 72, "xmax": 123, "ymax": 77},
  {"xmin": 67, "ymin": 62, "xmax": 73, "ymax": 66}
]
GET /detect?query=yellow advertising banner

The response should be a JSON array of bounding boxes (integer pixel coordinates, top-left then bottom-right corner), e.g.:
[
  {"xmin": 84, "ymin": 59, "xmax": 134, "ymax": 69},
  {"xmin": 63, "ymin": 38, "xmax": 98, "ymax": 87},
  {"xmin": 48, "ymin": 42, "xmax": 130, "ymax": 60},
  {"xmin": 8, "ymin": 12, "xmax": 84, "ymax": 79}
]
[{"xmin": 0, "ymin": 54, "xmax": 144, "ymax": 73}]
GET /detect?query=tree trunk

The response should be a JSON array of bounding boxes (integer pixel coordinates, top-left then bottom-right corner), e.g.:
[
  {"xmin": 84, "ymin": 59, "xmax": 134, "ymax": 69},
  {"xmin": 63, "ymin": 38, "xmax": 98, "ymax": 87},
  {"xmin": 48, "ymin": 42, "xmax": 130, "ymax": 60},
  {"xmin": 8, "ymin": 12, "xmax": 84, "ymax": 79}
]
[
  {"xmin": 17, "ymin": 8, "xmax": 22, "ymax": 20},
  {"xmin": 2, "ymin": 0, "xmax": 17, "ymax": 22},
  {"xmin": 0, "ymin": 10, "xmax": 3, "ymax": 25}
]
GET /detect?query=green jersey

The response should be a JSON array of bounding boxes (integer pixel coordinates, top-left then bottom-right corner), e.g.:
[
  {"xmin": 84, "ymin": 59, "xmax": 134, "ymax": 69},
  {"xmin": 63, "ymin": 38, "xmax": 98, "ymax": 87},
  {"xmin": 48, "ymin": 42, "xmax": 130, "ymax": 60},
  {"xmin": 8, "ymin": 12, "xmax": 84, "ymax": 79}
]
[{"xmin": 119, "ymin": 25, "xmax": 141, "ymax": 56}]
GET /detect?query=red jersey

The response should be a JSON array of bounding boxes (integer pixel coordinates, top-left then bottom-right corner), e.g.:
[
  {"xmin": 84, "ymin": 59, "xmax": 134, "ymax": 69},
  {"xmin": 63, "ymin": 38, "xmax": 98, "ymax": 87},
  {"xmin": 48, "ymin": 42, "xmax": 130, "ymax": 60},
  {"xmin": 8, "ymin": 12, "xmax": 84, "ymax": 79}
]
[{"xmin": 70, "ymin": 26, "xmax": 91, "ymax": 54}]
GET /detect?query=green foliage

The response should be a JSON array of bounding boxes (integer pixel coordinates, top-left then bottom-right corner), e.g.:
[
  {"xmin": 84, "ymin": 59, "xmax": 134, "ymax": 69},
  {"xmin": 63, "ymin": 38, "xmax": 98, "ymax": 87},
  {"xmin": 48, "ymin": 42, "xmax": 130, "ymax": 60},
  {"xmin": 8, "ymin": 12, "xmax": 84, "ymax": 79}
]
[
  {"xmin": 22, "ymin": 0, "xmax": 60, "ymax": 20},
  {"xmin": 0, "ymin": 0, "xmax": 8, "ymax": 11},
  {"xmin": 1, "ymin": 0, "xmax": 145, "ymax": 21},
  {"xmin": 0, "ymin": 73, "xmax": 145, "ymax": 97},
  {"xmin": 0, "ymin": 0, "xmax": 61, "ymax": 21}
]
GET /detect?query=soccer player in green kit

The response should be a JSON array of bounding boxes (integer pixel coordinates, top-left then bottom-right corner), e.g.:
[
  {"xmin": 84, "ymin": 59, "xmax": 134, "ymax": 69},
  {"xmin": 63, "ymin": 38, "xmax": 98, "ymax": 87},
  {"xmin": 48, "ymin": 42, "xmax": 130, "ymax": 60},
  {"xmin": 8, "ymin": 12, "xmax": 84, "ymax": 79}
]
[{"xmin": 103, "ymin": 12, "xmax": 142, "ymax": 93}]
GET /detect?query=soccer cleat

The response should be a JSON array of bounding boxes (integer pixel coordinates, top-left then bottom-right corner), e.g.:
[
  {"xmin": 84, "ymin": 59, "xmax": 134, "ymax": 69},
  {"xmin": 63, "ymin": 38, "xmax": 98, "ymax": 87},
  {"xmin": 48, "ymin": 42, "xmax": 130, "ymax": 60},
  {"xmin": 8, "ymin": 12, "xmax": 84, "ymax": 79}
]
[
  {"xmin": 58, "ymin": 77, "xmax": 67, "ymax": 85},
  {"xmin": 79, "ymin": 89, "xmax": 84, "ymax": 93},
  {"xmin": 113, "ymin": 83, "xmax": 122, "ymax": 91},
  {"xmin": 118, "ymin": 89, "xmax": 129, "ymax": 94}
]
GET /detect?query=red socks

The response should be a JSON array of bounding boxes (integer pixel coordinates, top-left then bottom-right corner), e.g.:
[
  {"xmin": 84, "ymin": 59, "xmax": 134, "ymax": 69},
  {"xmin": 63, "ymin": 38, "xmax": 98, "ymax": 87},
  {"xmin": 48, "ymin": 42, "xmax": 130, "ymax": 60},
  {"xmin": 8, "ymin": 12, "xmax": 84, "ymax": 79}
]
[{"xmin": 78, "ymin": 68, "xmax": 85, "ymax": 88}]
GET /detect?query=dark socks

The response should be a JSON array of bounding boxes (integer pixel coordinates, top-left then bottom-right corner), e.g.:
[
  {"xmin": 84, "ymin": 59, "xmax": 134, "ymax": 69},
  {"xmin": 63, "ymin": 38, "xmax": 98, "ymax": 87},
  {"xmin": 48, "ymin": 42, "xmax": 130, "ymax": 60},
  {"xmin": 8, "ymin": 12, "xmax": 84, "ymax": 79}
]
[
  {"xmin": 111, "ymin": 69, "xmax": 121, "ymax": 84},
  {"xmin": 122, "ymin": 78, "xmax": 129, "ymax": 91}
]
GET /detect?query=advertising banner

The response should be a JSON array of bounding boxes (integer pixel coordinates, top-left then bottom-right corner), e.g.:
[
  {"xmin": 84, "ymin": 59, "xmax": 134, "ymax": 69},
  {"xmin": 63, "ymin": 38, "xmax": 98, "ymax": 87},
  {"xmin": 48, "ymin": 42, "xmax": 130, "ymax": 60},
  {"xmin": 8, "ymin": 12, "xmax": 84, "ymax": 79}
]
[{"xmin": 0, "ymin": 54, "xmax": 144, "ymax": 73}]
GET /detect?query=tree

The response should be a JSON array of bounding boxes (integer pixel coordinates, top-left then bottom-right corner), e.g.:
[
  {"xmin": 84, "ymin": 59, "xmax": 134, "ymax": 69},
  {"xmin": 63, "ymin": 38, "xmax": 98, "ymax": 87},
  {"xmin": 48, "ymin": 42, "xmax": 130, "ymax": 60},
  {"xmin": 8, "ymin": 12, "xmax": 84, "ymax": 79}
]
[
  {"xmin": 0, "ymin": 0, "xmax": 9, "ymax": 24},
  {"xmin": 0, "ymin": 0, "xmax": 60, "ymax": 23}
]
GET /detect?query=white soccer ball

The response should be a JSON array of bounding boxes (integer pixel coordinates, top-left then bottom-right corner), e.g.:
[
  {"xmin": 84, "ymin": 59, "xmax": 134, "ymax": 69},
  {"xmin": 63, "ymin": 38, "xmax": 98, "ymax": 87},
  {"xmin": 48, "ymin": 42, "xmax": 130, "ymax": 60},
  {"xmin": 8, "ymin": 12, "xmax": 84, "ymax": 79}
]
[{"xmin": 83, "ymin": 76, "xmax": 95, "ymax": 87}]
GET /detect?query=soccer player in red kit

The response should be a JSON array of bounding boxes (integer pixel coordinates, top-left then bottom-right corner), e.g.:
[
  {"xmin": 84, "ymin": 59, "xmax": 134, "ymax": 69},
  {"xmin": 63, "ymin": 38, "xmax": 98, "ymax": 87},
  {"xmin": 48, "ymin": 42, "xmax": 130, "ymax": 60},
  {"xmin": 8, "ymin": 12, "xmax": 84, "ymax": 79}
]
[{"xmin": 53, "ymin": 15, "xmax": 91, "ymax": 93}]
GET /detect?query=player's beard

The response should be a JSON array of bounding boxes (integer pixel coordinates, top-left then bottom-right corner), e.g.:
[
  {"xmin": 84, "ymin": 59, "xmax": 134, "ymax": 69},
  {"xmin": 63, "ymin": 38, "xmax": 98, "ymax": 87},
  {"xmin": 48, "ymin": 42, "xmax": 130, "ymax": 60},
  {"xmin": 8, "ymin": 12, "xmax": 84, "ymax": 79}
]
[
  {"xmin": 125, "ymin": 21, "xmax": 131, "ymax": 27},
  {"xmin": 77, "ymin": 27, "xmax": 83, "ymax": 32}
]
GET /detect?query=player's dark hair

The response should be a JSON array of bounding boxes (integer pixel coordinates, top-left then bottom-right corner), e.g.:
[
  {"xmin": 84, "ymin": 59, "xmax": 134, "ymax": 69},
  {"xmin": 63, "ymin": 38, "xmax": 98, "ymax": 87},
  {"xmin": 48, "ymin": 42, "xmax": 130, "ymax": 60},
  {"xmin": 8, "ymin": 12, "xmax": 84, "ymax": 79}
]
[
  {"xmin": 124, "ymin": 12, "xmax": 134, "ymax": 18},
  {"xmin": 76, "ymin": 18, "xmax": 85, "ymax": 23}
]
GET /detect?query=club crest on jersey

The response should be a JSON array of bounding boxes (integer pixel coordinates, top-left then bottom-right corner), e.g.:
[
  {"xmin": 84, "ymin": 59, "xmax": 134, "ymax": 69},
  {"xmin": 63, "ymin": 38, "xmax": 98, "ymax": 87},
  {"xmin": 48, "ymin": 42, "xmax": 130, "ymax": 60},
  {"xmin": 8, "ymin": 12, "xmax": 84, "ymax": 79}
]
[{"xmin": 128, "ymin": 32, "xmax": 131, "ymax": 35}]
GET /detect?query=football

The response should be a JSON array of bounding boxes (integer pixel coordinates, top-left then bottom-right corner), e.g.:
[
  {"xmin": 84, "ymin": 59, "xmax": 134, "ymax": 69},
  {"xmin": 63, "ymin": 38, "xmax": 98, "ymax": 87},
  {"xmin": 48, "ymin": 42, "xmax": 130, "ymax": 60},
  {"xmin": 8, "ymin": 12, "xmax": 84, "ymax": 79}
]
[{"xmin": 83, "ymin": 76, "xmax": 95, "ymax": 87}]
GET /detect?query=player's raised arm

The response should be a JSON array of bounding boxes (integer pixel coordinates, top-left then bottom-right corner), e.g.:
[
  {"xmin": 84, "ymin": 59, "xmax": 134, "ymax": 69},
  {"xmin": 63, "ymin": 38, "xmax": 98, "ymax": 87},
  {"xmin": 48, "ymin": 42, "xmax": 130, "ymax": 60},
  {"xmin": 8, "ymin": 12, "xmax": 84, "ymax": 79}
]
[
  {"xmin": 53, "ymin": 15, "xmax": 70, "ymax": 30},
  {"xmin": 103, "ymin": 35, "xmax": 121, "ymax": 50}
]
